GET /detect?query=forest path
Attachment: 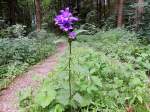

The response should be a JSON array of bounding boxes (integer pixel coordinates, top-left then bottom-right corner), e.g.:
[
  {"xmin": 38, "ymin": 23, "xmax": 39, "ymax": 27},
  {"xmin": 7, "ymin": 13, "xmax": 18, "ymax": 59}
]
[{"xmin": 0, "ymin": 42, "xmax": 66, "ymax": 112}]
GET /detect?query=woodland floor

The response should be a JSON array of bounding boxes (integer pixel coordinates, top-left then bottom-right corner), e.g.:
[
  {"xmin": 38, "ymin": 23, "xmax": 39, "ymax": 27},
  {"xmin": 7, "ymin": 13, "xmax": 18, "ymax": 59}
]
[{"xmin": 0, "ymin": 42, "xmax": 66, "ymax": 112}]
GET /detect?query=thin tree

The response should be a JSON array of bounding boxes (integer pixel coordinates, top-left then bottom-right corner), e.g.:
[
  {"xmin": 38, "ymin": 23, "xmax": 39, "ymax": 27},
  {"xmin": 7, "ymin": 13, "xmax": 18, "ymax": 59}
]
[
  {"xmin": 135, "ymin": 0, "xmax": 144, "ymax": 31},
  {"xmin": 35, "ymin": 0, "xmax": 41, "ymax": 31},
  {"xmin": 107, "ymin": 0, "xmax": 111, "ymax": 16},
  {"xmin": 76, "ymin": 0, "xmax": 80, "ymax": 14},
  {"xmin": 117, "ymin": 0, "xmax": 124, "ymax": 27},
  {"xmin": 8, "ymin": 0, "xmax": 17, "ymax": 25}
]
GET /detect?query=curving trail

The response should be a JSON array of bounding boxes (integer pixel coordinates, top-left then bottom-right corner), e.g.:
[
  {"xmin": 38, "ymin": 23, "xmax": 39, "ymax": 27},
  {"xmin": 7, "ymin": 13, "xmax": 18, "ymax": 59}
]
[{"xmin": 0, "ymin": 42, "xmax": 66, "ymax": 112}]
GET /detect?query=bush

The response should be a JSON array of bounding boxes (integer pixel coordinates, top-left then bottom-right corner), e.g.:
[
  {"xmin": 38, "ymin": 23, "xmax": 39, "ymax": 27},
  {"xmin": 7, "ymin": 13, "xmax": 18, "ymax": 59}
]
[
  {"xmin": 85, "ymin": 10, "xmax": 97, "ymax": 25},
  {"xmin": 28, "ymin": 29, "xmax": 52, "ymax": 39},
  {"xmin": 0, "ymin": 29, "xmax": 8, "ymax": 38},
  {"xmin": 78, "ymin": 29, "xmax": 150, "ymax": 71},
  {"xmin": 79, "ymin": 23, "xmax": 98, "ymax": 35},
  {"xmin": 7, "ymin": 24, "xmax": 27, "ymax": 38},
  {"xmin": 0, "ymin": 24, "xmax": 27, "ymax": 38}
]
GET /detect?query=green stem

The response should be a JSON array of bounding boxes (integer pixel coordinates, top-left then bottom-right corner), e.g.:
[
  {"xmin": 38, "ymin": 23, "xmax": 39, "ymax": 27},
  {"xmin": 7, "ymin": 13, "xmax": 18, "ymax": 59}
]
[{"xmin": 68, "ymin": 39, "xmax": 72, "ymax": 111}]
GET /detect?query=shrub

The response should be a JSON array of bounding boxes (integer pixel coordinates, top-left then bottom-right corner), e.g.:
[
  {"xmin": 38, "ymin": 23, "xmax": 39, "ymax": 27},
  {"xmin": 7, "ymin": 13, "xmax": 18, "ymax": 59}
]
[
  {"xmin": 28, "ymin": 29, "xmax": 50, "ymax": 39},
  {"xmin": 79, "ymin": 23, "xmax": 98, "ymax": 35},
  {"xmin": 0, "ymin": 29, "xmax": 8, "ymax": 38},
  {"xmin": 7, "ymin": 24, "xmax": 27, "ymax": 38},
  {"xmin": 0, "ymin": 24, "xmax": 27, "ymax": 38}
]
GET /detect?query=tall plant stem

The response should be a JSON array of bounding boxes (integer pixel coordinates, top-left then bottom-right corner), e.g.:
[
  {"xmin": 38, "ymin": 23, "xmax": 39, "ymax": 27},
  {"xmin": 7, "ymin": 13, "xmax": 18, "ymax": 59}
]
[{"xmin": 68, "ymin": 39, "xmax": 72, "ymax": 111}]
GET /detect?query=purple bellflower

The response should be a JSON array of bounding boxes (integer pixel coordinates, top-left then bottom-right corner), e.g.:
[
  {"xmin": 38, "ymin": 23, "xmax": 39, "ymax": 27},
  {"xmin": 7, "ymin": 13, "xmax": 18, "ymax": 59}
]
[
  {"xmin": 54, "ymin": 7, "xmax": 79, "ymax": 39},
  {"xmin": 54, "ymin": 8, "xmax": 79, "ymax": 108},
  {"xmin": 69, "ymin": 32, "xmax": 76, "ymax": 39}
]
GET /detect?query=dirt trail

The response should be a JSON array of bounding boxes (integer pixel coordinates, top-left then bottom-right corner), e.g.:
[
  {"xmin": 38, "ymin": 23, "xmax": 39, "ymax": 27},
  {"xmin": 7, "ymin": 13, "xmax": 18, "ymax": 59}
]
[{"xmin": 0, "ymin": 42, "xmax": 66, "ymax": 112}]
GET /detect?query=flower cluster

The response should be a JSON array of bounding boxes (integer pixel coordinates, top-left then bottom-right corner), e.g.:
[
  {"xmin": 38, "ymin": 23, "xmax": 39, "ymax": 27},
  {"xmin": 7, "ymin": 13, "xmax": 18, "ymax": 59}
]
[{"xmin": 54, "ymin": 7, "xmax": 79, "ymax": 39}]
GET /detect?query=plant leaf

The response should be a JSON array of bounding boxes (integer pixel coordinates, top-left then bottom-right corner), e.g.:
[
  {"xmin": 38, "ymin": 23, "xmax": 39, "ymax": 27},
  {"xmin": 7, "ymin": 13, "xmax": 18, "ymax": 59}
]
[
  {"xmin": 73, "ymin": 93, "xmax": 92, "ymax": 107},
  {"xmin": 34, "ymin": 87, "xmax": 56, "ymax": 108}
]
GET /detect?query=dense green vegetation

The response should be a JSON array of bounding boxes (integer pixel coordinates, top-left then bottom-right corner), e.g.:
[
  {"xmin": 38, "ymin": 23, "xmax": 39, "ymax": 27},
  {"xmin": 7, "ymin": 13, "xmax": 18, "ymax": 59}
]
[
  {"xmin": 0, "ymin": 28, "xmax": 56, "ymax": 90},
  {"xmin": 19, "ymin": 29, "xmax": 150, "ymax": 112},
  {"xmin": 1, "ymin": 0, "xmax": 150, "ymax": 112}
]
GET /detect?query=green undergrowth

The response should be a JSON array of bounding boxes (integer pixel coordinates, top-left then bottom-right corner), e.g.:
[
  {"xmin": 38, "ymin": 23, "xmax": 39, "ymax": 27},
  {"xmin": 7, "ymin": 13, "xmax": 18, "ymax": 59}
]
[
  {"xmin": 0, "ymin": 33, "xmax": 56, "ymax": 90},
  {"xmin": 78, "ymin": 29, "xmax": 150, "ymax": 72},
  {"xmin": 19, "ymin": 29, "xmax": 150, "ymax": 112}
]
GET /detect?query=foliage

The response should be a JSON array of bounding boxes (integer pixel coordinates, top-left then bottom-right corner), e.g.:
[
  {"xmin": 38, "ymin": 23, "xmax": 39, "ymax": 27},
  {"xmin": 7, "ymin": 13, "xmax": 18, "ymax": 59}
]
[
  {"xmin": 79, "ymin": 23, "xmax": 98, "ymax": 35},
  {"xmin": 42, "ymin": 0, "xmax": 52, "ymax": 9},
  {"xmin": 139, "ymin": 1, "xmax": 150, "ymax": 37},
  {"xmin": 0, "ymin": 29, "xmax": 8, "ymax": 38},
  {"xmin": 28, "ymin": 29, "xmax": 52, "ymax": 39},
  {"xmin": 6, "ymin": 24, "xmax": 27, "ymax": 38},
  {"xmin": 123, "ymin": 1, "xmax": 150, "ymax": 38},
  {"xmin": 0, "ymin": 32, "xmax": 56, "ymax": 90},
  {"xmin": 85, "ymin": 10, "xmax": 97, "ymax": 25},
  {"xmin": 41, "ymin": 0, "xmax": 56, "ymax": 26},
  {"xmin": 0, "ymin": 24, "xmax": 27, "ymax": 38},
  {"xmin": 78, "ymin": 29, "xmax": 150, "ymax": 72},
  {"xmin": 17, "ymin": 0, "xmax": 34, "ymax": 9},
  {"xmin": 2, "ymin": 0, "xmax": 150, "ymax": 38},
  {"xmin": 19, "ymin": 29, "xmax": 150, "ymax": 112}
]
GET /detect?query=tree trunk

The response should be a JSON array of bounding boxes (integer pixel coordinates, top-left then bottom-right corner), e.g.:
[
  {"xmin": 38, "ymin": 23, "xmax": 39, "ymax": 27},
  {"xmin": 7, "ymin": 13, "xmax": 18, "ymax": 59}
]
[
  {"xmin": 138, "ymin": 0, "xmax": 144, "ymax": 14},
  {"xmin": 77, "ymin": 0, "xmax": 80, "ymax": 14},
  {"xmin": 103, "ymin": 0, "xmax": 106, "ymax": 20},
  {"xmin": 135, "ymin": 0, "xmax": 144, "ymax": 31},
  {"xmin": 117, "ymin": 0, "xmax": 124, "ymax": 27},
  {"xmin": 97, "ymin": 0, "xmax": 99, "ymax": 24},
  {"xmin": 107, "ymin": 0, "xmax": 111, "ymax": 16},
  {"xmin": 8, "ymin": 0, "xmax": 17, "ymax": 25},
  {"xmin": 35, "ymin": 0, "xmax": 41, "ymax": 31}
]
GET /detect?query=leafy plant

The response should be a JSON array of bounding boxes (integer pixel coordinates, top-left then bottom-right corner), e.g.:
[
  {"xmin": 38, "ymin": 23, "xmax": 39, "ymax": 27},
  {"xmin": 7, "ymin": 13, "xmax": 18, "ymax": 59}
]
[
  {"xmin": 19, "ymin": 29, "xmax": 150, "ymax": 112},
  {"xmin": 0, "ymin": 32, "xmax": 55, "ymax": 90},
  {"xmin": 19, "ymin": 46, "xmax": 150, "ymax": 112}
]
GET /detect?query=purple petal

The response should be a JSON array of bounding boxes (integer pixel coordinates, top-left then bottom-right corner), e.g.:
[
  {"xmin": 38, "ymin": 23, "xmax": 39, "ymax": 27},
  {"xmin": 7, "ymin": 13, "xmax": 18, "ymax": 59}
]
[
  {"xmin": 54, "ymin": 7, "xmax": 79, "ymax": 32},
  {"xmin": 69, "ymin": 32, "xmax": 76, "ymax": 39},
  {"xmin": 65, "ymin": 7, "xmax": 70, "ymax": 12},
  {"xmin": 60, "ymin": 10, "xmax": 64, "ymax": 14},
  {"xmin": 70, "ymin": 17, "xmax": 79, "ymax": 22}
]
